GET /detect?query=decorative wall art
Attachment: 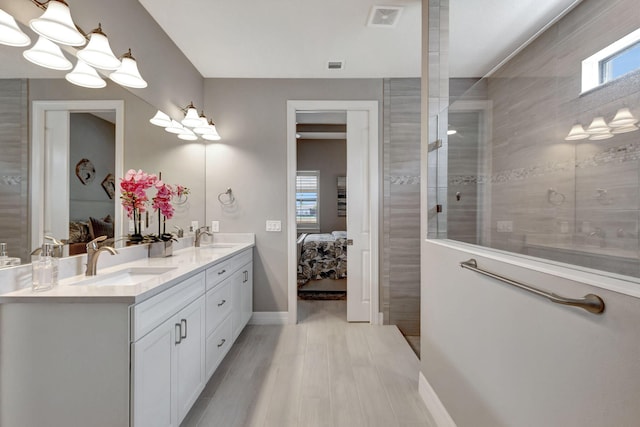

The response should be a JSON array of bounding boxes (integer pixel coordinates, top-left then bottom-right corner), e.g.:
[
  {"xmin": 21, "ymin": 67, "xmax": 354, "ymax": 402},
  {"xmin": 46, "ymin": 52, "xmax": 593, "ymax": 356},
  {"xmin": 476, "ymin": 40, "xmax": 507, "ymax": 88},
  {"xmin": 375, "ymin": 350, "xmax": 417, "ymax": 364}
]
[
  {"xmin": 337, "ymin": 176, "xmax": 347, "ymax": 217},
  {"xmin": 101, "ymin": 173, "xmax": 116, "ymax": 199},
  {"xmin": 75, "ymin": 158, "xmax": 96, "ymax": 185}
]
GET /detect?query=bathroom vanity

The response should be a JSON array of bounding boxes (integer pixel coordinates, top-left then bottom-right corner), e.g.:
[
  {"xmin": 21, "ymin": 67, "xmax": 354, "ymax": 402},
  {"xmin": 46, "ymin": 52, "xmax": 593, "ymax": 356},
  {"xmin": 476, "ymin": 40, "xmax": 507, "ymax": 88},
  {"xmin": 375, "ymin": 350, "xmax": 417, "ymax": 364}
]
[{"xmin": 0, "ymin": 236, "xmax": 254, "ymax": 427}]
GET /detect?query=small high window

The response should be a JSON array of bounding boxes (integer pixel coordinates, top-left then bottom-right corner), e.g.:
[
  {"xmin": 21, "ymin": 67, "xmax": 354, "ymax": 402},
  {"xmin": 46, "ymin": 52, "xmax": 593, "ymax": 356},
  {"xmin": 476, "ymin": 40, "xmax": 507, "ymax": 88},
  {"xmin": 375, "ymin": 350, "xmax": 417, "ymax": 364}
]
[
  {"xmin": 296, "ymin": 171, "xmax": 320, "ymax": 230},
  {"xmin": 582, "ymin": 28, "xmax": 640, "ymax": 92}
]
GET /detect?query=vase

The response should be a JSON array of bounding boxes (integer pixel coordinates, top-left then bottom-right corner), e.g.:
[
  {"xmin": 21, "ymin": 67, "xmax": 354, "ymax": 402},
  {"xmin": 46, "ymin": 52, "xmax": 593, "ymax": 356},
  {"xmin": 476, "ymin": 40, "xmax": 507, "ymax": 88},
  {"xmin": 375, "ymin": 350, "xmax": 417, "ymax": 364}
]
[{"xmin": 148, "ymin": 240, "xmax": 173, "ymax": 258}]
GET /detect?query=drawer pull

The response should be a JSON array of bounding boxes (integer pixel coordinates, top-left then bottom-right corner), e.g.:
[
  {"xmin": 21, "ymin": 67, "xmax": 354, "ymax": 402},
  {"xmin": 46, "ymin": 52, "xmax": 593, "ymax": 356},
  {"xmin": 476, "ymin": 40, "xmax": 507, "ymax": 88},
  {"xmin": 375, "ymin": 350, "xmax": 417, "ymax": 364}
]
[
  {"xmin": 175, "ymin": 323, "xmax": 182, "ymax": 345},
  {"xmin": 218, "ymin": 299, "xmax": 226, "ymax": 307},
  {"xmin": 180, "ymin": 318, "xmax": 187, "ymax": 339},
  {"xmin": 217, "ymin": 269, "xmax": 226, "ymax": 275},
  {"xmin": 217, "ymin": 338, "xmax": 226, "ymax": 348}
]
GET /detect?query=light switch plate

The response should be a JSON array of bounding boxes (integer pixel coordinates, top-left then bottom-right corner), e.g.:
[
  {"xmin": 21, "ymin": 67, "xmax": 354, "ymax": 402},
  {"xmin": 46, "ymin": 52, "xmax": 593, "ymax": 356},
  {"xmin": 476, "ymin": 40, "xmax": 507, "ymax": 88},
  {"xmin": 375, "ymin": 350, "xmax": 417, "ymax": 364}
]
[
  {"xmin": 266, "ymin": 220, "xmax": 281, "ymax": 232},
  {"xmin": 497, "ymin": 220, "xmax": 513, "ymax": 232},
  {"xmin": 211, "ymin": 221, "xmax": 220, "ymax": 232},
  {"xmin": 191, "ymin": 220, "xmax": 199, "ymax": 232}
]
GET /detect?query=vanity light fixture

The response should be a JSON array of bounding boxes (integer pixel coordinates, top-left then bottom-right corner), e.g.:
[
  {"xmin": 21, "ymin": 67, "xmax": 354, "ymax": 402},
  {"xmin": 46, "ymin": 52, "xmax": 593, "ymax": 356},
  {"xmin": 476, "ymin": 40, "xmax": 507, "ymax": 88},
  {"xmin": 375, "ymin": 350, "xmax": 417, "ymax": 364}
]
[
  {"xmin": 564, "ymin": 124, "xmax": 589, "ymax": 140},
  {"xmin": 177, "ymin": 128, "xmax": 198, "ymax": 141},
  {"xmin": 29, "ymin": 0, "xmax": 86, "ymax": 47},
  {"xmin": 77, "ymin": 24, "xmax": 121, "ymax": 70},
  {"xmin": 585, "ymin": 116, "xmax": 610, "ymax": 134},
  {"xmin": 588, "ymin": 132, "xmax": 614, "ymax": 140},
  {"xmin": 611, "ymin": 124, "xmax": 639, "ymax": 134},
  {"xmin": 609, "ymin": 107, "xmax": 638, "ymax": 127},
  {"xmin": 0, "ymin": 9, "xmax": 31, "ymax": 47},
  {"xmin": 165, "ymin": 119, "xmax": 186, "ymax": 134},
  {"xmin": 23, "ymin": 35, "xmax": 72, "ymax": 70},
  {"xmin": 150, "ymin": 110, "xmax": 172, "ymax": 127},
  {"xmin": 65, "ymin": 58, "xmax": 106, "ymax": 88},
  {"xmin": 109, "ymin": 49, "xmax": 147, "ymax": 88},
  {"xmin": 201, "ymin": 120, "xmax": 221, "ymax": 141},
  {"xmin": 181, "ymin": 102, "xmax": 202, "ymax": 127}
]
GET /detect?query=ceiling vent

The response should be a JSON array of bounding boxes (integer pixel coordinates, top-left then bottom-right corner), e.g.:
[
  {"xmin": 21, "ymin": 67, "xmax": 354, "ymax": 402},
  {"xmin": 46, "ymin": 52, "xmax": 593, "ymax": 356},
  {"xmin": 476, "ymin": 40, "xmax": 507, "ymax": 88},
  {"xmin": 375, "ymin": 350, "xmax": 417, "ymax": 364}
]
[
  {"xmin": 367, "ymin": 6, "xmax": 403, "ymax": 28},
  {"xmin": 327, "ymin": 60, "xmax": 344, "ymax": 70}
]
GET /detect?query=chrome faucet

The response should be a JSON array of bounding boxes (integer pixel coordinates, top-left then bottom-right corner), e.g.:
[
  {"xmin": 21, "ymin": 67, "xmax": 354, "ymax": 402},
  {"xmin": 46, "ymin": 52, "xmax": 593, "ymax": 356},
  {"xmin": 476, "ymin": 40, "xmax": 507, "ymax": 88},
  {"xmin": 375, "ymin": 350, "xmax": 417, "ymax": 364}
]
[
  {"xmin": 194, "ymin": 226, "xmax": 213, "ymax": 247},
  {"xmin": 86, "ymin": 236, "xmax": 118, "ymax": 276},
  {"xmin": 31, "ymin": 235, "xmax": 65, "ymax": 257}
]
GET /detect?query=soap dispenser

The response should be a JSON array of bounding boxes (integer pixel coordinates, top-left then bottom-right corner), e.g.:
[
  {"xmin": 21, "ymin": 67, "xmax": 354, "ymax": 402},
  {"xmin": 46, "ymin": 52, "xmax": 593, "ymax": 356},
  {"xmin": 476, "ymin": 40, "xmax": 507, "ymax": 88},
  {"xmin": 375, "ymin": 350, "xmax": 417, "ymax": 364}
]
[
  {"xmin": 32, "ymin": 243, "xmax": 59, "ymax": 291},
  {"xmin": 0, "ymin": 242, "xmax": 21, "ymax": 267}
]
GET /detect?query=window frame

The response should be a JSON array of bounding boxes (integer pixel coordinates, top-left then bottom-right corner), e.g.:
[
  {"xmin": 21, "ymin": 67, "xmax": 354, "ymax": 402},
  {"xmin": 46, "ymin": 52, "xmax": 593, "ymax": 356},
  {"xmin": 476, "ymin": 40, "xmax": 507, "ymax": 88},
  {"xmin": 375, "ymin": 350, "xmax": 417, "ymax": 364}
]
[
  {"xmin": 581, "ymin": 27, "xmax": 640, "ymax": 93},
  {"xmin": 295, "ymin": 170, "xmax": 320, "ymax": 231}
]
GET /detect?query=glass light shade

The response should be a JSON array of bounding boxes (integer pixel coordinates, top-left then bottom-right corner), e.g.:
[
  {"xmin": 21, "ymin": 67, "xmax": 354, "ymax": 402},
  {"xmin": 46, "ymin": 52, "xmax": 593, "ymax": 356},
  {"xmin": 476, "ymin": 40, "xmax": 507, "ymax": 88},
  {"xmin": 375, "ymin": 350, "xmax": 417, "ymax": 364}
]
[
  {"xmin": 165, "ymin": 120, "xmax": 185, "ymax": 134},
  {"xmin": 29, "ymin": 0, "xmax": 86, "ymax": 47},
  {"xmin": 447, "ymin": 129, "xmax": 457, "ymax": 135},
  {"xmin": 65, "ymin": 59, "xmax": 106, "ymax": 88},
  {"xmin": 611, "ymin": 124, "xmax": 639, "ymax": 134},
  {"xmin": 586, "ymin": 116, "xmax": 610, "ymax": 134},
  {"xmin": 564, "ymin": 124, "xmax": 589, "ymax": 140},
  {"xmin": 177, "ymin": 128, "xmax": 198, "ymax": 141},
  {"xmin": 609, "ymin": 108, "xmax": 638, "ymax": 128},
  {"xmin": 0, "ymin": 9, "xmax": 31, "ymax": 47},
  {"xmin": 77, "ymin": 25, "xmax": 121, "ymax": 70},
  {"xmin": 109, "ymin": 50, "xmax": 147, "ymax": 88},
  {"xmin": 181, "ymin": 104, "xmax": 201, "ymax": 127},
  {"xmin": 23, "ymin": 36, "xmax": 72, "ymax": 70},
  {"xmin": 202, "ymin": 123, "xmax": 221, "ymax": 141},
  {"xmin": 150, "ymin": 110, "xmax": 172, "ymax": 127},
  {"xmin": 588, "ymin": 132, "xmax": 613, "ymax": 140}
]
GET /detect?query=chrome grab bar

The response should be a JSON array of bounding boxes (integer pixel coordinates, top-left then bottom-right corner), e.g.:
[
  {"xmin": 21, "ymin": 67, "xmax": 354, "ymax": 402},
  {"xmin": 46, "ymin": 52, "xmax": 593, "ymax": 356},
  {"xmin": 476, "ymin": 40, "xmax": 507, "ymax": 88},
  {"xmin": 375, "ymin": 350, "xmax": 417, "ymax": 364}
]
[{"xmin": 460, "ymin": 259, "xmax": 605, "ymax": 314}]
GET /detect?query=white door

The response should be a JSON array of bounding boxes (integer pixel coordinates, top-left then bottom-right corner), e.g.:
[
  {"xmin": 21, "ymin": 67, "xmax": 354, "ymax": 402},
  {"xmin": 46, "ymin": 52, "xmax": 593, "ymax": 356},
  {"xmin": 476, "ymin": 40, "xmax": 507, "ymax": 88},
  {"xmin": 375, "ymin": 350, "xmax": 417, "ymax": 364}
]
[{"xmin": 346, "ymin": 110, "xmax": 371, "ymax": 322}]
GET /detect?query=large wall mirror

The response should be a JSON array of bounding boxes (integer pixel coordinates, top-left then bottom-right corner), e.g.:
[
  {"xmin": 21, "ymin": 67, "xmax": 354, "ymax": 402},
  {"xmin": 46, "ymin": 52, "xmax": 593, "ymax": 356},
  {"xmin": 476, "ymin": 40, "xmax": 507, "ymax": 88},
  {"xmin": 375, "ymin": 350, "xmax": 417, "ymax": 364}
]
[{"xmin": 0, "ymin": 77, "xmax": 207, "ymax": 265}]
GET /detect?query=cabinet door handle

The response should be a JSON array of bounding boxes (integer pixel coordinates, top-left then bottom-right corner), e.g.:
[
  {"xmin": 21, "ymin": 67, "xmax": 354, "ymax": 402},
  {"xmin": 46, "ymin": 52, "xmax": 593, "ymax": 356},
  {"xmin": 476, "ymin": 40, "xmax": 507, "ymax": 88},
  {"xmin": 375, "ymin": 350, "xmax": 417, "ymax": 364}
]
[
  {"xmin": 217, "ymin": 269, "xmax": 226, "ymax": 275},
  {"xmin": 175, "ymin": 323, "xmax": 182, "ymax": 345},
  {"xmin": 218, "ymin": 299, "xmax": 226, "ymax": 307},
  {"xmin": 217, "ymin": 338, "xmax": 226, "ymax": 348},
  {"xmin": 243, "ymin": 270, "xmax": 248, "ymax": 282},
  {"xmin": 180, "ymin": 318, "xmax": 187, "ymax": 340}
]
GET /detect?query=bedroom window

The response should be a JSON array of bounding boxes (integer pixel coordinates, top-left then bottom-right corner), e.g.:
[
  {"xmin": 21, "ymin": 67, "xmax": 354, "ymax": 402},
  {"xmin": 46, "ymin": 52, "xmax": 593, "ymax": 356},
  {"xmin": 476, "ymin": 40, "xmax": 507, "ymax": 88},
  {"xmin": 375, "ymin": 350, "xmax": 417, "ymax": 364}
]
[
  {"xmin": 296, "ymin": 171, "xmax": 320, "ymax": 230},
  {"xmin": 582, "ymin": 27, "xmax": 640, "ymax": 92}
]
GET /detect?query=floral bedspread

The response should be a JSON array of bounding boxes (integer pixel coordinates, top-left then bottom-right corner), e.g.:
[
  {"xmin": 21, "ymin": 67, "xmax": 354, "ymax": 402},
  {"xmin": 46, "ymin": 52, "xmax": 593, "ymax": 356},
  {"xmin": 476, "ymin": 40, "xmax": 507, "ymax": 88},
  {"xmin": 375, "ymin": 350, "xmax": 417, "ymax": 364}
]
[{"xmin": 297, "ymin": 233, "xmax": 347, "ymax": 286}]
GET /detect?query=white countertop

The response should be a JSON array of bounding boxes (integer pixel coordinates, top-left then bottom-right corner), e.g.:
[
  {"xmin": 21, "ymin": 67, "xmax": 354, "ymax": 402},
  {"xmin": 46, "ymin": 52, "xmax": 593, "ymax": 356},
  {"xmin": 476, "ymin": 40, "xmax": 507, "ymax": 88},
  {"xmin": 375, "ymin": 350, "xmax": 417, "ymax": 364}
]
[{"xmin": 0, "ymin": 238, "xmax": 254, "ymax": 305}]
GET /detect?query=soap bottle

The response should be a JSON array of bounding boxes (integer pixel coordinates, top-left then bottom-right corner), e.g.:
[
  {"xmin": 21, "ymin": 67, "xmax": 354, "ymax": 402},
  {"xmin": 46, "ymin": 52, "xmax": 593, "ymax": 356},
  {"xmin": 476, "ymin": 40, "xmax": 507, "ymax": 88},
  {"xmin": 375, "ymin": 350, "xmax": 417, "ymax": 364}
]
[
  {"xmin": 0, "ymin": 242, "xmax": 20, "ymax": 267},
  {"xmin": 32, "ymin": 243, "xmax": 59, "ymax": 292}
]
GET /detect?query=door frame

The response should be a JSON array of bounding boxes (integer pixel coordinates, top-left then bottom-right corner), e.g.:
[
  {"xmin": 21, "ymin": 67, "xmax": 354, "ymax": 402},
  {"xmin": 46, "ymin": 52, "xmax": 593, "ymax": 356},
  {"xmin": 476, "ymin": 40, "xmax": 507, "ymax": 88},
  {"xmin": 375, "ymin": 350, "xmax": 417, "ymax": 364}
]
[
  {"xmin": 286, "ymin": 100, "xmax": 380, "ymax": 324},
  {"xmin": 31, "ymin": 100, "xmax": 125, "ymax": 251}
]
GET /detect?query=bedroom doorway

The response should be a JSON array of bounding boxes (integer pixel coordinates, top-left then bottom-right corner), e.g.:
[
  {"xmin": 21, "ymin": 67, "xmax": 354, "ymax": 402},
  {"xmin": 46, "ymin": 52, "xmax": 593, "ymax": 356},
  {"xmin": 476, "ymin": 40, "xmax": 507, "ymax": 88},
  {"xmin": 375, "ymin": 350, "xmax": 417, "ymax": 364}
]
[{"xmin": 287, "ymin": 100, "xmax": 379, "ymax": 325}]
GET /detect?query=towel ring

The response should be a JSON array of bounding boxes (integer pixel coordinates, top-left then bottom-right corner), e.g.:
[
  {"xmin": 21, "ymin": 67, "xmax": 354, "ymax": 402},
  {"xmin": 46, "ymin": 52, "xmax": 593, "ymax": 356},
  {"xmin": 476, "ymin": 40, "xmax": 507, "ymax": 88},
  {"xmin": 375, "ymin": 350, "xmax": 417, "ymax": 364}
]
[{"xmin": 218, "ymin": 188, "xmax": 235, "ymax": 205}]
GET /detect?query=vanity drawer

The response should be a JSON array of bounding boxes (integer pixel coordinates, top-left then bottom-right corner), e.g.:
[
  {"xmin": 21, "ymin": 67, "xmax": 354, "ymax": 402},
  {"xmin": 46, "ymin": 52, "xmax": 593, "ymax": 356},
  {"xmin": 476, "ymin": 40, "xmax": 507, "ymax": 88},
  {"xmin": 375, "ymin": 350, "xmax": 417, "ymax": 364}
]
[
  {"xmin": 131, "ymin": 272, "xmax": 205, "ymax": 341},
  {"xmin": 205, "ymin": 315, "xmax": 232, "ymax": 378},
  {"xmin": 206, "ymin": 260, "xmax": 233, "ymax": 291},
  {"xmin": 205, "ymin": 278, "xmax": 232, "ymax": 335},
  {"xmin": 230, "ymin": 249, "xmax": 252, "ymax": 273}
]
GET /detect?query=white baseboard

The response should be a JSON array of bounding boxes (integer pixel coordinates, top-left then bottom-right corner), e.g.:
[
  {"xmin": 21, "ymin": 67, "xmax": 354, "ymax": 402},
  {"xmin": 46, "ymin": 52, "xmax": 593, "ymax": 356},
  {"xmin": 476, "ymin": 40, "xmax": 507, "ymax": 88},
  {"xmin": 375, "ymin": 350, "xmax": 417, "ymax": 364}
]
[
  {"xmin": 249, "ymin": 312, "xmax": 288, "ymax": 325},
  {"xmin": 419, "ymin": 371, "xmax": 457, "ymax": 427}
]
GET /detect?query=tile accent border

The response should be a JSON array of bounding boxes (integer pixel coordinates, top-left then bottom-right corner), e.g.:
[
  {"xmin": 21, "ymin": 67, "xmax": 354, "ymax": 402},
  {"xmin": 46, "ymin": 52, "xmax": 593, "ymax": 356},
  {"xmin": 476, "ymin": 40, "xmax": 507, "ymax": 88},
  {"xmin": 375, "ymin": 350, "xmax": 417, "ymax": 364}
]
[
  {"xmin": 389, "ymin": 175, "xmax": 421, "ymax": 185},
  {"xmin": 419, "ymin": 371, "xmax": 457, "ymax": 427},
  {"xmin": 249, "ymin": 312, "xmax": 288, "ymax": 325}
]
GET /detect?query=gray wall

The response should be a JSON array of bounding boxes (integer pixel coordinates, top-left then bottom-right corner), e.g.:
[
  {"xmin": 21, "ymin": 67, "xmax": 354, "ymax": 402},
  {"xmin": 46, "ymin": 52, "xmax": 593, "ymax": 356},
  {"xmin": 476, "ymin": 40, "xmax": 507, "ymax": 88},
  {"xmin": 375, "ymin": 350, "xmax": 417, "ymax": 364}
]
[
  {"xmin": 383, "ymin": 78, "xmax": 421, "ymax": 336},
  {"xmin": 296, "ymin": 139, "xmax": 347, "ymax": 233},
  {"xmin": 0, "ymin": 79, "xmax": 28, "ymax": 260},
  {"xmin": 69, "ymin": 113, "xmax": 115, "ymax": 222},
  {"xmin": 204, "ymin": 78, "xmax": 383, "ymax": 312}
]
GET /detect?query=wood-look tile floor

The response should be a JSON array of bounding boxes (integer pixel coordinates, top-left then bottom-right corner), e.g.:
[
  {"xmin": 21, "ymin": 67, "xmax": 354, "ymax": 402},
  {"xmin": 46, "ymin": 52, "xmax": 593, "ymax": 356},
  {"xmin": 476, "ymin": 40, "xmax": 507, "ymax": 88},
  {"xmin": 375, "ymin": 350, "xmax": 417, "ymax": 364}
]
[{"xmin": 180, "ymin": 300, "xmax": 435, "ymax": 427}]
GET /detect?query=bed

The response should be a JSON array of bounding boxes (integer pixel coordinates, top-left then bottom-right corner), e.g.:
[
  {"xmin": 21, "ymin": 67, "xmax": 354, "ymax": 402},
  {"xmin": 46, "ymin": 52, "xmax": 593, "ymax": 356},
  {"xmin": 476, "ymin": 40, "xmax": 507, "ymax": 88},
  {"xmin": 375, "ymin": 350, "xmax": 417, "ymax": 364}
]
[{"xmin": 297, "ymin": 231, "xmax": 347, "ymax": 286}]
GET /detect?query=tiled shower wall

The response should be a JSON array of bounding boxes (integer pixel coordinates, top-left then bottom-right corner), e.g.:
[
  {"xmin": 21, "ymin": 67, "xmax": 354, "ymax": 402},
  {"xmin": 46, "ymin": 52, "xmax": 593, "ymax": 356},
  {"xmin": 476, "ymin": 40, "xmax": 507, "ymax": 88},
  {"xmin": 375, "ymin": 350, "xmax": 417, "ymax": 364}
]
[
  {"xmin": 480, "ymin": 0, "xmax": 640, "ymax": 276},
  {"xmin": 0, "ymin": 79, "xmax": 29, "ymax": 263},
  {"xmin": 383, "ymin": 78, "xmax": 421, "ymax": 336}
]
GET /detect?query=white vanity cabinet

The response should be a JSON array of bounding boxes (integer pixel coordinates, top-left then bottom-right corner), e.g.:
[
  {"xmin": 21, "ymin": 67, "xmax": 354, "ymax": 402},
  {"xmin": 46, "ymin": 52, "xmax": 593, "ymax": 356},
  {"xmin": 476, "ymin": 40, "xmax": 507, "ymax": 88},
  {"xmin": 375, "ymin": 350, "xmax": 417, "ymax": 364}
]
[
  {"xmin": 204, "ymin": 248, "xmax": 253, "ymax": 376},
  {"xmin": 131, "ymin": 272, "xmax": 207, "ymax": 427}
]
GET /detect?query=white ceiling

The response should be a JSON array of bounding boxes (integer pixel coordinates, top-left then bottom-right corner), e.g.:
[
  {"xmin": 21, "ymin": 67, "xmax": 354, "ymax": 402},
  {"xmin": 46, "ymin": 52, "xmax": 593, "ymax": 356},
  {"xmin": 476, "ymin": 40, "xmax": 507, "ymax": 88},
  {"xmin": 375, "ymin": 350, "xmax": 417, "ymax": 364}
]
[{"xmin": 139, "ymin": 0, "xmax": 581, "ymax": 79}]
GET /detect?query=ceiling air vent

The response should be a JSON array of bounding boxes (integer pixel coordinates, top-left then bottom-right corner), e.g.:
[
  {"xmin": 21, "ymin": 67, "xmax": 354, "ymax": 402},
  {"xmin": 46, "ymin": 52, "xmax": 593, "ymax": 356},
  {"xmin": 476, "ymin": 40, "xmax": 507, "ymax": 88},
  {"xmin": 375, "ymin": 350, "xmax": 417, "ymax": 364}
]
[
  {"xmin": 327, "ymin": 60, "xmax": 344, "ymax": 70},
  {"xmin": 367, "ymin": 6, "xmax": 403, "ymax": 28}
]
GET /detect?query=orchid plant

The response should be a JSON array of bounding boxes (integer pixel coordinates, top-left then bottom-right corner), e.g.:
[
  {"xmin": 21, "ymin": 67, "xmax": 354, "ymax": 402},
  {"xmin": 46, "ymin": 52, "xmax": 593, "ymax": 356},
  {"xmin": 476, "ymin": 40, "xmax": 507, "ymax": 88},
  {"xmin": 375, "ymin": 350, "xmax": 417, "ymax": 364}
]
[{"xmin": 120, "ymin": 169, "xmax": 189, "ymax": 243}]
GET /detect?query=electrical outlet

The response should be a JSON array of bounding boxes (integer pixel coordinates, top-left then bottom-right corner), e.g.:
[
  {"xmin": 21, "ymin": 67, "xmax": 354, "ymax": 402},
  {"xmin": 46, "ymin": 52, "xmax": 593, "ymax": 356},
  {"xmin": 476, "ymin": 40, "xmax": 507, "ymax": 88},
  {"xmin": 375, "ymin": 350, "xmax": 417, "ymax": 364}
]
[
  {"xmin": 211, "ymin": 221, "xmax": 220, "ymax": 232},
  {"xmin": 190, "ymin": 220, "xmax": 199, "ymax": 232},
  {"xmin": 266, "ymin": 220, "xmax": 281, "ymax": 232},
  {"xmin": 497, "ymin": 220, "xmax": 513, "ymax": 232}
]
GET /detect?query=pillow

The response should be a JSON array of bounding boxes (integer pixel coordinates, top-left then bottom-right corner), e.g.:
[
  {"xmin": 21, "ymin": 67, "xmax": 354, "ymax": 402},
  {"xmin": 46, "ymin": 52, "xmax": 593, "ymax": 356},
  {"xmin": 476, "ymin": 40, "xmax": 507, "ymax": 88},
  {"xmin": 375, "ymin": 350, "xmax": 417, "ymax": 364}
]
[
  {"xmin": 68, "ymin": 221, "xmax": 91, "ymax": 243},
  {"xmin": 102, "ymin": 214, "xmax": 113, "ymax": 223},
  {"xmin": 88, "ymin": 216, "xmax": 114, "ymax": 240}
]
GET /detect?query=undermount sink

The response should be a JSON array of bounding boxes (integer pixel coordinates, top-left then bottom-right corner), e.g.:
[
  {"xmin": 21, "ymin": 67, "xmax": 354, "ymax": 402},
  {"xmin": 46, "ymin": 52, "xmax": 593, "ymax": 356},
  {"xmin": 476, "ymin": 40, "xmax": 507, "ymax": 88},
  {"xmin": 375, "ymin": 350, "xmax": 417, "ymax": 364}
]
[{"xmin": 69, "ymin": 266, "xmax": 178, "ymax": 287}]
